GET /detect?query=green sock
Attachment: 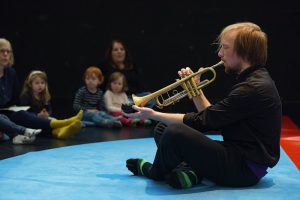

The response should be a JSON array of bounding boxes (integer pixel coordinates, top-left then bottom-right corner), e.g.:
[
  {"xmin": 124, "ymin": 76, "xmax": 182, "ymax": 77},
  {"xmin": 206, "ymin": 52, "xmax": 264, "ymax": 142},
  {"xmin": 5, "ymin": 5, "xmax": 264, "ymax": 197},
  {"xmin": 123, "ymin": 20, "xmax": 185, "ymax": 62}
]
[
  {"xmin": 133, "ymin": 118, "xmax": 140, "ymax": 124},
  {"xmin": 166, "ymin": 169, "xmax": 199, "ymax": 189},
  {"xmin": 126, "ymin": 158, "xmax": 152, "ymax": 177}
]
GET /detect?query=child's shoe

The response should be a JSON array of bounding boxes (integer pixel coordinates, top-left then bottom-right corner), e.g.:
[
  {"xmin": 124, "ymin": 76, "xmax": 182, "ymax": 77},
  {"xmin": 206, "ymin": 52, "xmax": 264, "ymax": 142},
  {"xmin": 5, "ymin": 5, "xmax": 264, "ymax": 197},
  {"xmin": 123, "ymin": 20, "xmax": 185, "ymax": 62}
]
[
  {"xmin": 139, "ymin": 119, "xmax": 152, "ymax": 126},
  {"xmin": 113, "ymin": 120, "xmax": 123, "ymax": 128},
  {"xmin": 129, "ymin": 119, "xmax": 140, "ymax": 127},
  {"xmin": 133, "ymin": 119, "xmax": 140, "ymax": 123},
  {"xmin": 12, "ymin": 135, "xmax": 36, "ymax": 144},
  {"xmin": 24, "ymin": 128, "xmax": 42, "ymax": 137}
]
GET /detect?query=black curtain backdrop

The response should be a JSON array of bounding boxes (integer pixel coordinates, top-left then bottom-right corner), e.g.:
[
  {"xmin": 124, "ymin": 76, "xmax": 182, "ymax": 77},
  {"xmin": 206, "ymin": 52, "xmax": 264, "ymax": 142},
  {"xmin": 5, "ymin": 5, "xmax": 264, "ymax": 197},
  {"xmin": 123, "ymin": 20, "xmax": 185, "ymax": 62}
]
[{"xmin": 2, "ymin": 0, "xmax": 300, "ymax": 119}]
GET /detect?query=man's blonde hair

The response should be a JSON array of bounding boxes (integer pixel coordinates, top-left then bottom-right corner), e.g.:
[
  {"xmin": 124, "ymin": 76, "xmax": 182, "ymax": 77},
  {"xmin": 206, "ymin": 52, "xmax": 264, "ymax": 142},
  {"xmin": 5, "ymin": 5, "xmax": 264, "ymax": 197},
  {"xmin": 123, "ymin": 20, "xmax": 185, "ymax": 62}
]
[{"xmin": 217, "ymin": 22, "xmax": 268, "ymax": 66}]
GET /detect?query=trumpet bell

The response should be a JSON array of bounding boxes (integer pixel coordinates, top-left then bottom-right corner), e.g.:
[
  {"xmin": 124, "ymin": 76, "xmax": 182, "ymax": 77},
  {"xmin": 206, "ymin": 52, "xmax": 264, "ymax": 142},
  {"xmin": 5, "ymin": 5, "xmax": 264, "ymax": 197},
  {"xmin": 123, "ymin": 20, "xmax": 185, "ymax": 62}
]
[{"xmin": 132, "ymin": 94, "xmax": 147, "ymax": 107}]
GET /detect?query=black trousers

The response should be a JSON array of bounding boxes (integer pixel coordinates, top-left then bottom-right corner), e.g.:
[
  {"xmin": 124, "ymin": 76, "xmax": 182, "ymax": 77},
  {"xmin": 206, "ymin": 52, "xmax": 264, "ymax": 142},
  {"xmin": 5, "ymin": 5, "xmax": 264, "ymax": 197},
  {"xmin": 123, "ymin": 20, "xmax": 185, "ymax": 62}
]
[
  {"xmin": 150, "ymin": 122, "xmax": 259, "ymax": 187},
  {"xmin": 3, "ymin": 110, "xmax": 51, "ymax": 129}
]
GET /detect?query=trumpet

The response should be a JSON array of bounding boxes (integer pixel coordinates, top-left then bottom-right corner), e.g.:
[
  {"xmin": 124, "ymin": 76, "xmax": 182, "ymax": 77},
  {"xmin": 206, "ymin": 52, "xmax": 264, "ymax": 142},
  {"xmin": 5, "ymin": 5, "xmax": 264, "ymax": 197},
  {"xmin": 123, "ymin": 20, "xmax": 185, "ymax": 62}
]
[{"xmin": 132, "ymin": 61, "xmax": 224, "ymax": 109}]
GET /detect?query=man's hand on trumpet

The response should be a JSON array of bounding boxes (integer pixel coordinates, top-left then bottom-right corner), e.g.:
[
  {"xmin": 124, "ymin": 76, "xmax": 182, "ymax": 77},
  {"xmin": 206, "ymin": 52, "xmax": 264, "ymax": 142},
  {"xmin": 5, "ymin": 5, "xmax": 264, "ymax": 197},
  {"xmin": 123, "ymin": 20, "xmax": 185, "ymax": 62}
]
[
  {"xmin": 178, "ymin": 67, "xmax": 204, "ymax": 85},
  {"xmin": 178, "ymin": 66, "xmax": 210, "ymax": 112}
]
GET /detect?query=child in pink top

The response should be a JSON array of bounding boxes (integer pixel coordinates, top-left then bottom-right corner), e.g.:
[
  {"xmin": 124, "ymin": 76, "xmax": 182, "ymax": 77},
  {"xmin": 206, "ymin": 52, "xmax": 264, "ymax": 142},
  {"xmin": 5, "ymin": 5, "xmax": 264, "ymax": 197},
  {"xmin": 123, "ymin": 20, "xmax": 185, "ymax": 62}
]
[{"xmin": 104, "ymin": 72, "xmax": 151, "ymax": 127}]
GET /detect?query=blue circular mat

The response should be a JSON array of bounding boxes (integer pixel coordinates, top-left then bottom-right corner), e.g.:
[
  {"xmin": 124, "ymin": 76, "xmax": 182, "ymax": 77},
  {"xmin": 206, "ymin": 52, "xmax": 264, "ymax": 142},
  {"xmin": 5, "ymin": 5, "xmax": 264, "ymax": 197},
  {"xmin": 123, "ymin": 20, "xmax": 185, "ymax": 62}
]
[{"xmin": 0, "ymin": 137, "xmax": 299, "ymax": 200}]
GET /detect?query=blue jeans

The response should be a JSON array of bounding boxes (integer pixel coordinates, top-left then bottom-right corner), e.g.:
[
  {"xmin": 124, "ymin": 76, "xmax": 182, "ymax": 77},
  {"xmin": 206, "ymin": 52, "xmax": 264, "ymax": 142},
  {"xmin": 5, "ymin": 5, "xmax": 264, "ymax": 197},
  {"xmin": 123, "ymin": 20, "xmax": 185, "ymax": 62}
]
[
  {"xmin": 82, "ymin": 111, "xmax": 120, "ymax": 127},
  {"xmin": 0, "ymin": 114, "xmax": 26, "ymax": 138}
]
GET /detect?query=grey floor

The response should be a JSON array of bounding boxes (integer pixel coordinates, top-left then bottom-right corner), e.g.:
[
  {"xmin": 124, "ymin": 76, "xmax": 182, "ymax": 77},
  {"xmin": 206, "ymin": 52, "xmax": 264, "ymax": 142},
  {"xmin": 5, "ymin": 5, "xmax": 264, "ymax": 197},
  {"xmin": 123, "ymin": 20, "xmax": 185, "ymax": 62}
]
[{"xmin": 0, "ymin": 126, "xmax": 155, "ymax": 160}]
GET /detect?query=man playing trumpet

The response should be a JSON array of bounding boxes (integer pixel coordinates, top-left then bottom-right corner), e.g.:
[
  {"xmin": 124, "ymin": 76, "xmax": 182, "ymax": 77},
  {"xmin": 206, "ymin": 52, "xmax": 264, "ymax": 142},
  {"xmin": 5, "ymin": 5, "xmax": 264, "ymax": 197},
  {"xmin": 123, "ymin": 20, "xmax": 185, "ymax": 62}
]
[{"xmin": 124, "ymin": 22, "xmax": 281, "ymax": 189}]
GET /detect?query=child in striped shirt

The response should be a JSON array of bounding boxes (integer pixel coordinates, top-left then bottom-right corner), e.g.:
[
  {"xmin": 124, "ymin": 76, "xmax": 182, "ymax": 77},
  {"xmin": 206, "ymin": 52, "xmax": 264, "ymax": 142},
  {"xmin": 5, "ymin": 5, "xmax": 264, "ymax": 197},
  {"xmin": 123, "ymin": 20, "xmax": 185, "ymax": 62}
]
[{"xmin": 73, "ymin": 66, "xmax": 121, "ymax": 128}]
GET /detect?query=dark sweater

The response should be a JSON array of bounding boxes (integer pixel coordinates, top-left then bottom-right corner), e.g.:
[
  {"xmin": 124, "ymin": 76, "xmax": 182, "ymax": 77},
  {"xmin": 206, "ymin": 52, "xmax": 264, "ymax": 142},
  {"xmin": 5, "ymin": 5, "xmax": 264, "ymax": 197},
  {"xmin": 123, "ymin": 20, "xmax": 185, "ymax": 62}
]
[
  {"xmin": 101, "ymin": 64, "xmax": 142, "ymax": 95},
  {"xmin": 19, "ymin": 93, "xmax": 53, "ymax": 116},
  {"xmin": 184, "ymin": 65, "xmax": 282, "ymax": 167},
  {"xmin": 0, "ymin": 67, "xmax": 20, "ymax": 108}
]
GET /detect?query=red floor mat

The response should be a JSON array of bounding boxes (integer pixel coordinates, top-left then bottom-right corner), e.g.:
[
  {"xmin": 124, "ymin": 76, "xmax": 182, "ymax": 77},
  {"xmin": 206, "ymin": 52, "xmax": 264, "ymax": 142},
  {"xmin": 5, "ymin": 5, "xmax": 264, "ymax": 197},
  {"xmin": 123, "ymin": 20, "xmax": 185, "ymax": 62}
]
[{"xmin": 281, "ymin": 116, "xmax": 300, "ymax": 170}]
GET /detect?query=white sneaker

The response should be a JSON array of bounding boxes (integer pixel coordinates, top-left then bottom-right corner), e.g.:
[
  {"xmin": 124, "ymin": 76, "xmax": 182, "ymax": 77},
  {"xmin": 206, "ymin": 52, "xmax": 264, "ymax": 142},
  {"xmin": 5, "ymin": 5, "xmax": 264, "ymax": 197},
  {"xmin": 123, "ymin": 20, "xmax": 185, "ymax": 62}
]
[
  {"xmin": 24, "ymin": 128, "xmax": 42, "ymax": 137},
  {"xmin": 12, "ymin": 135, "xmax": 36, "ymax": 144}
]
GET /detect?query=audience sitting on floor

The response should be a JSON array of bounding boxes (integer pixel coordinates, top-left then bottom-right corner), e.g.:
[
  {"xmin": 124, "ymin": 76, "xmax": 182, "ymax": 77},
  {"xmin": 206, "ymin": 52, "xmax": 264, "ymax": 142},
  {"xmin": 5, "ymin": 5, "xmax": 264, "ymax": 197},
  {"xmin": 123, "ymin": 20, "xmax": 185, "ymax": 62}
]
[
  {"xmin": 0, "ymin": 38, "xmax": 83, "ymax": 144},
  {"xmin": 73, "ymin": 66, "xmax": 122, "ymax": 128},
  {"xmin": 104, "ymin": 72, "xmax": 152, "ymax": 127},
  {"xmin": 0, "ymin": 38, "xmax": 156, "ymax": 145},
  {"xmin": 19, "ymin": 70, "xmax": 53, "ymax": 119}
]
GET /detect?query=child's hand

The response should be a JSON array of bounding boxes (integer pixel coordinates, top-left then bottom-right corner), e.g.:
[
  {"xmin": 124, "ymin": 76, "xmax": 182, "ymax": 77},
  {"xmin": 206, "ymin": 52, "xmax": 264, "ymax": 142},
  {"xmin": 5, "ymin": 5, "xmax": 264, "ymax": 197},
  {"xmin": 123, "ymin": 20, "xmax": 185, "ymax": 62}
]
[{"xmin": 86, "ymin": 109, "xmax": 99, "ymax": 113}]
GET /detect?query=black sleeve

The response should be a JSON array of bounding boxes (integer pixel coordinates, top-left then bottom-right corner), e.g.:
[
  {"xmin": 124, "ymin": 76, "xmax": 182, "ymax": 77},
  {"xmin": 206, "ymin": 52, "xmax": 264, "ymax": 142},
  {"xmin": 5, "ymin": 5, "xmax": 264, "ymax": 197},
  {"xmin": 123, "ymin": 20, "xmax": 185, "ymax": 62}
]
[
  {"xmin": 19, "ymin": 93, "xmax": 31, "ymax": 106},
  {"xmin": 183, "ymin": 84, "xmax": 259, "ymax": 132},
  {"xmin": 12, "ymin": 69, "xmax": 21, "ymax": 105},
  {"xmin": 125, "ymin": 68, "xmax": 143, "ymax": 95},
  {"xmin": 100, "ymin": 63, "xmax": 114, "ymax": 91},
  {"xmin": 73, "ymin": 88, "xmax": 85, "ymax": 112}
]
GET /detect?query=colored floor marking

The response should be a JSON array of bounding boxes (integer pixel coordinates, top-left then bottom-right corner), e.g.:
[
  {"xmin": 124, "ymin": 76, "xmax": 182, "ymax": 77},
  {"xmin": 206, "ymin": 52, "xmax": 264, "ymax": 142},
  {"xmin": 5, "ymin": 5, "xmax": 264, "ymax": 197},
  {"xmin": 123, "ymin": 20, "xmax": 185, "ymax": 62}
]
[{"xmin": 280, "ymin": 116, "xmax": 300, "ymax": 170}]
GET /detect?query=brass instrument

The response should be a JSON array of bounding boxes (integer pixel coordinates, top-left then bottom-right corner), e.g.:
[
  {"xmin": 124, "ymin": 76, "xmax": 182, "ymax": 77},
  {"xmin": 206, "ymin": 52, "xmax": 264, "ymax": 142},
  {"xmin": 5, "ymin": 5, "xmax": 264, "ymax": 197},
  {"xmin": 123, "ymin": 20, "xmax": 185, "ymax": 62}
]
[{"xmin": 132, "ymin": 61, "xmax": 224, "ymax": 109}]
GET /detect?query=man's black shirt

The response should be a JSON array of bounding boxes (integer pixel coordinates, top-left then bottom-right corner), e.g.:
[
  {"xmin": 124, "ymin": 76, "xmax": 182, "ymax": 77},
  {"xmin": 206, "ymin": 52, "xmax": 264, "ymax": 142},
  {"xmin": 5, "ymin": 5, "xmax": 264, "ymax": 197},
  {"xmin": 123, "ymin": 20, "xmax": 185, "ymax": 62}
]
[{"xmin": 184, "ymin": 65, "xmax": 282, "ymax": 167}]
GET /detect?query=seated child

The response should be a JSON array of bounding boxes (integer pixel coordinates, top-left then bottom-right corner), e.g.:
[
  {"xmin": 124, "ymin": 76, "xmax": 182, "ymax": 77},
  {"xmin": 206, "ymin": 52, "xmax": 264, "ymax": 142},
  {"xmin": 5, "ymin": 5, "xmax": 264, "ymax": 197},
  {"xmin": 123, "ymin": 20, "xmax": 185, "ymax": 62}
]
[
  {"xmin": 0, "ymin": 38, "xmax": 82, "ymax": 141},
  {"xmin": 104, "ymin": 72, "xmax": 151, "ymax": 127},
  {"xmin": 19, "ymin": 70, "xmax": 53, "ymax": 119},
  {"xmin": 73, "ymin": 66, "xmax": 122, "ymax": 128}
]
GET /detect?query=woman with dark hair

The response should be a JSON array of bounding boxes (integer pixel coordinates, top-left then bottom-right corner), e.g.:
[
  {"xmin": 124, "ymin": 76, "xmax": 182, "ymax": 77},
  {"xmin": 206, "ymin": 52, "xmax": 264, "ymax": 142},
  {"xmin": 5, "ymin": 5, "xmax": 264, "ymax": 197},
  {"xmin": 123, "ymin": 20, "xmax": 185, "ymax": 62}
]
[
  {"xmin": 103, "ymin": 39, "xmax": 141, "ymax": 95},
  {"xmin": 102, "ymin": 39, "xmax": 154, "ymax": 108}
]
